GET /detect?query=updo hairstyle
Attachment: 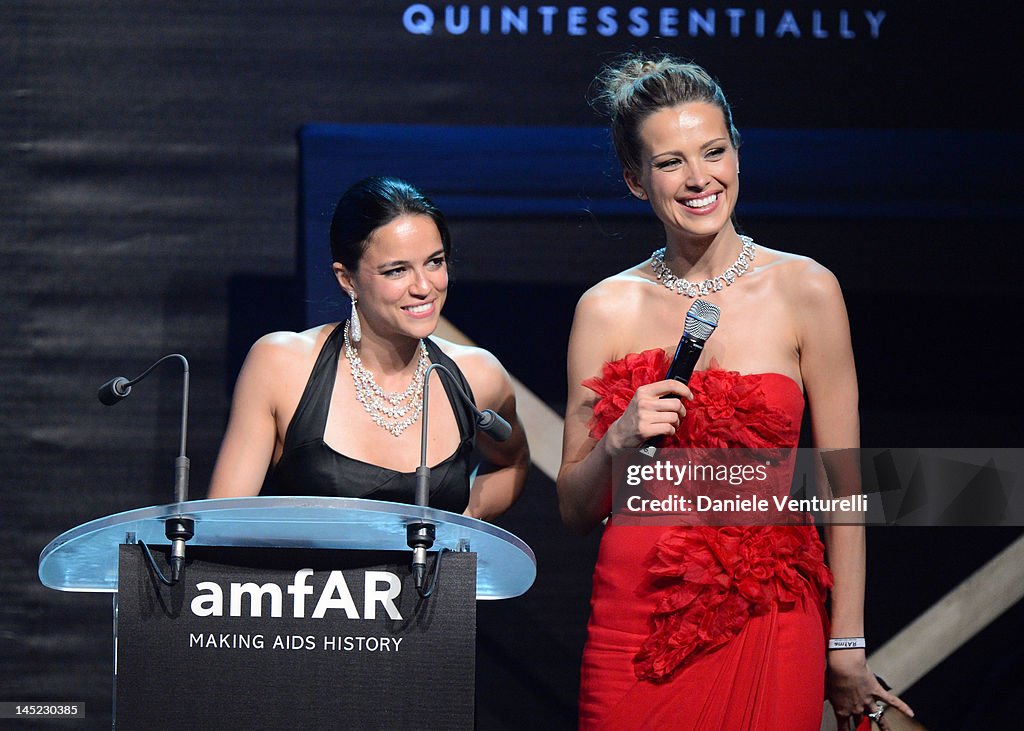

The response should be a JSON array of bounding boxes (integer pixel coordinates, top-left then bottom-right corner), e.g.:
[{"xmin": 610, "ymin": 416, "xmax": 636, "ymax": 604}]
[
  {"xmin": 592, "ymin": 53, "xmax": 740, "ymax": 173},
  {"xmin": 329, "ymin": 176, "xmax": 451, "ymax": 271}
]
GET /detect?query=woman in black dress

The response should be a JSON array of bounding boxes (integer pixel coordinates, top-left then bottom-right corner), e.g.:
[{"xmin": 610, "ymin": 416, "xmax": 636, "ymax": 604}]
[{"xmin": 208, "ymin": 176, "xmax": 528, "ymax": 520}]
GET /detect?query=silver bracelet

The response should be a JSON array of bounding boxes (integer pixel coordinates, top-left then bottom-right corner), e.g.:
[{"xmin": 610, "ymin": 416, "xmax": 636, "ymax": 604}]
[{"xmin": 827, "ymin": 636, "xmax": 866, "ymax": 650}]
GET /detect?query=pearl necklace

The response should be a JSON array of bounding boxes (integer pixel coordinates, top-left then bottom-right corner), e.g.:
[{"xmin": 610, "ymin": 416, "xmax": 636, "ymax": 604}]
[
  {"xmin": 650, "ymin": 235, "xmax": 757, "ymax": 297},
  {"xmin": 342, "ymin": 320, "xmax": 430, "ymax": 437}
]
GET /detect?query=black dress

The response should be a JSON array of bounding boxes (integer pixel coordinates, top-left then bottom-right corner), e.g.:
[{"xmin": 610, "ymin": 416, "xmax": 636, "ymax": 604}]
[{"xmin": 266, "ymin": 324, "xmax": 476, "ymax": 513}]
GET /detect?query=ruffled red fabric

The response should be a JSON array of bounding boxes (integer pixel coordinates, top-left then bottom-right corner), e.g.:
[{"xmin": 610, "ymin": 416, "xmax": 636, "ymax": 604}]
[
  {"xmin": 635, "ymin": 524, "xmax": 832, "ymax": 681},
  {"xmin": 583, "ymin": 349, "xmax": 833, "ymax": 683},
  {"xmin": 583, "ymin": 348, "xmax": 796, "ymax": 450},
  {"xmin": 584, "ymin": 349, "xmax": 670, "ymax": 441}
]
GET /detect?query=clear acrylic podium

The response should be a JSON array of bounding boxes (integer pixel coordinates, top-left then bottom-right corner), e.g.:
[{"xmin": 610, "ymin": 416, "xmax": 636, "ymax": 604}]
[
  {"xmin": 39, "ymin": 496, "xmax": 536, "ymax": 598},
  {"xmin": 39, "ymin": 497, "xmax": 536, "ymax": 729}
]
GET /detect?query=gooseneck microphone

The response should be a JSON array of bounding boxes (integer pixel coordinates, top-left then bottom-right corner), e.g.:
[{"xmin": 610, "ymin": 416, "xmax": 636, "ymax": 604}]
[
  {"xmin": 98, "ymin": 376, "xmax": 133, "ymax": 405},
  {"xmin": 98, "ymin": 353, "xmax": 193, "ymax": 584},
  {"xmin": 638, "ymin": 299, "xmax": 721, "ymax": 458},
  {"xmin": 408, "ymin": 362, "xmax": 511, "ymax": 596}
]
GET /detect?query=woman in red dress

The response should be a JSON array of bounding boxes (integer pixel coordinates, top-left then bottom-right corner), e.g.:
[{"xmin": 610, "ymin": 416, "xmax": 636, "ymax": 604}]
[{"xmin": 556, "ymin": 54, "xmax": 913, "ymax": 730}]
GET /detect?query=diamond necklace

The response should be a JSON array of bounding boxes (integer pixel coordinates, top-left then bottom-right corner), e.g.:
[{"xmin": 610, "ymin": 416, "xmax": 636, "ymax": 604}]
[
  {"xmin": 342, "ymin": 320, "xmax": 430, "ymax": 437},
  {"xmin": 650, "ymin": 235, "xmax": 757, "ymax": 297}
]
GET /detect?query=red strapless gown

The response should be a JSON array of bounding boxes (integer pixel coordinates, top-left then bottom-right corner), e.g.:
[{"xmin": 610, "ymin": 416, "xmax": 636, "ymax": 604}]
[{"xmin": 578, "ymin": 350, "xmax": 833, "ymax": 731}]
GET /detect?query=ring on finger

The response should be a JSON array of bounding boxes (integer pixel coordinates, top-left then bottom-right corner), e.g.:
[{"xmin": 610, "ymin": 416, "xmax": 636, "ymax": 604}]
[{"xmin": 867, "ymin": 701, "xmax": 887, "ymax": 722}]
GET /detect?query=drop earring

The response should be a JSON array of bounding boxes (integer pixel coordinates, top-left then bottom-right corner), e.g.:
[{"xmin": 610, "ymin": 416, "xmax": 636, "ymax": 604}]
[{"xmin": 348, "ymin": 291, "xmax": 361, "ymax": 343}]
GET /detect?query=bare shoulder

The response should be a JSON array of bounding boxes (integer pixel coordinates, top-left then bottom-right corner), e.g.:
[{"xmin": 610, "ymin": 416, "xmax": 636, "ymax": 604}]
[
  {"xmin": 574, "ymin": 265, "xmax": 651, "ymax": 331},
  {"xmin": 757, "ymin": 246, "xmax": 844, "ymax": 307},
  {"xmin": 563, "ymin": 264, "xmax": 659, "ymax": 374},
  {"xmin": 578, "ymin": 264, "xmax": 650, "ymax": 309},
  {"xmin": 244, "ymin": 324, "xmax": 335, "ymax": 376},
  {"xmin": 430, "ymin": 337, "xmax": 511, "ymax": 406},
  {"xmin": 256, "ymin": 323, "xmax": 332, "ymax": 352},
  {"xmin": 754, "ymin": 247, "xmax": 850, "ymax": 357},
  {"xmin": 431, "ymin": 337, "xmax": 505, "ymax": 377}
]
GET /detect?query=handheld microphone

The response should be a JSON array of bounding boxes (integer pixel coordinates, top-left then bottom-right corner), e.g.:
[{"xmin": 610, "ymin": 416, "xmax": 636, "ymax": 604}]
[
  {"xmin": 638, "ymin": 299, "xmax": 721, "ymax": 457},
  {"xmin": 98, "ymin": 354, "xmax": 193, "ymax": 583}
]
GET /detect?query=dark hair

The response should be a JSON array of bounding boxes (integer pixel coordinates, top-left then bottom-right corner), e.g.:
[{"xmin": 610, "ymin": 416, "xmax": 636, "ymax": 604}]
[
  {"xmin": 591, "ymin": 53, "xmax": 740, "ymax": 173},
  {"xmin": 329, "ymin": 176, "xmax": 451, "ymax": 270}
]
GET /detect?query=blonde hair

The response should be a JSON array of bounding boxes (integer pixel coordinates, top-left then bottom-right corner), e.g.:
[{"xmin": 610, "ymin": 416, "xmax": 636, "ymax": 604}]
[{"xmin": 591, "ymin": 53, "xmax": 740, "ymax": 172}]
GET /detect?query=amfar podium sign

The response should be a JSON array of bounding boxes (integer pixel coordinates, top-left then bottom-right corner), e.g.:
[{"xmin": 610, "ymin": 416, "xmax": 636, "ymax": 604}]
[{"xmin": 115, "ymin": 545, "xmax": 475, "ymax": 730}]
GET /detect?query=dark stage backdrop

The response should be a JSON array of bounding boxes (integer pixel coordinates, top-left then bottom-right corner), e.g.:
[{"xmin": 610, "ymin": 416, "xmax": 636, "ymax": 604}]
[{"xmin": 3, "ymin": 2, "xmax": 1022, "ymax": 729}]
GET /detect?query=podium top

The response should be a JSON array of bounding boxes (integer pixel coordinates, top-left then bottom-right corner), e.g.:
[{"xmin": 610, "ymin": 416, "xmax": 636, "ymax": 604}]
[{"xmin": 38, "ymin": 497, "xmax": 536, "ymax": 600}]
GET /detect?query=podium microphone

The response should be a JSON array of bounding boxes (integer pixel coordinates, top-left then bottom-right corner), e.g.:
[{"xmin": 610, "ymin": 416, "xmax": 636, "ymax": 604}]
[
  {"xmin": 639, "ymin": 299, "xmax": 721, "ymax": 457},
  {"xmin": 98, "ymin": 353, "xmax": 194, "ymax": 583},
  {"xmin": 98, "ymin": 376, "xmax": 132, "ymax": 405},
  {"xmin": 408, "ymin": 362, "xmax": 511, "ymax": 596}
]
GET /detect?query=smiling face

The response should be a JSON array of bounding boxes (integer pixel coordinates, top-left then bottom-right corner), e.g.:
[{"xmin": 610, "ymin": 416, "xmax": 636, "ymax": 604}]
[
  {"xmin": 334, "ymin": 214, "xmax": 448, "ymax": 342},
  {"xmin": 624, "ymin": 101, "xmax": 740, "ymax": 243}
]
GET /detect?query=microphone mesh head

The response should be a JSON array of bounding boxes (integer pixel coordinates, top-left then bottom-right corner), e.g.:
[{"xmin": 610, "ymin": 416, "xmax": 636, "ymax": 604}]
[{"xmin": 683, "ymin": 299, "xmax": 721, "ymax": 341}]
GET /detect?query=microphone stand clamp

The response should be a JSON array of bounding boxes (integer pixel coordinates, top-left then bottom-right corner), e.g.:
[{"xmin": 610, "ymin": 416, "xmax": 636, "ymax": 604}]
[{"xmin": 408, "ymin": 465, "xmax": 435, "ymax": 595}]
